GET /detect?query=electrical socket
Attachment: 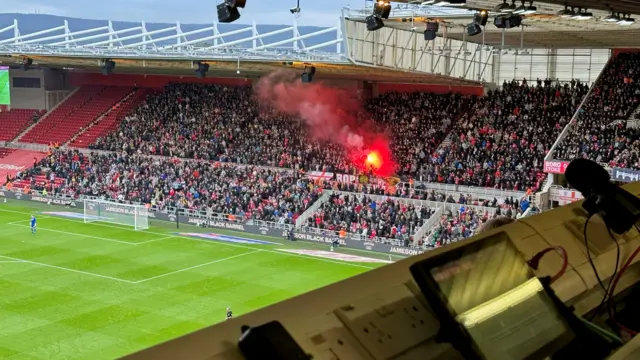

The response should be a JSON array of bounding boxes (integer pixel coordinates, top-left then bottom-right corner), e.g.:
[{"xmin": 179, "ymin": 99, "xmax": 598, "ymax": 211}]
[
  {"xmin": 300, "ymin": 312, "xmax": 375, "ymax": 360},
  {"xmin": 333, "ymin": 284, "xmax": 439, "ymax": 360}
]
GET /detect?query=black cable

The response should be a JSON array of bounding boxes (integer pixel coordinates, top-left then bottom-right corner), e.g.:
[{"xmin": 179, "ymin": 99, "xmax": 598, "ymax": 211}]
[{"xmin": 588, "ymin": 223, "xmax": 620, "ymax": 321}]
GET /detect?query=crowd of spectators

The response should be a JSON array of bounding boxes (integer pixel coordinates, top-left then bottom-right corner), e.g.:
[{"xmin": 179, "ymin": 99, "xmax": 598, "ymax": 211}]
[
  {"xmin": 329, "ymin": 180, "xmax": 525, "ymax": 212},
  {"xmin": 12, "ymin": 149, "xmax": 320, "ymax": 224},
  {"xmin": 552, "ymin": 52, "xmax": 640, "ymax": 169},
  {"xmin": 425, "ymin": 208, "xmax": 494, "ymax": 249},
  {"xmin": 417, "ymin": 79, "xmax": 588, "ymax": 191},
  {"xmin": 90, "ymin": 84, "xmax": 366, "ymax": 173},
  {"xmin": 306, "ymin": 192, "xmax": 432, "ymax": 242},
  {"xmin": 15, "ymin": 63, "xmax": 627, "ymax": 246},
  {"xmin": 87, "ymin": 78, "xmax": 593, "ymax": 191},
  {"xmin": 88, "ymin": 83, "xmax": 470, "ymax": 178}
]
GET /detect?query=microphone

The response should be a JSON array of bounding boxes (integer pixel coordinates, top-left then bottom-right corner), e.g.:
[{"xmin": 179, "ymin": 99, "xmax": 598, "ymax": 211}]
[{"xmin": 564, "ymin": 158, "xmax": 640, "ymax": 234}]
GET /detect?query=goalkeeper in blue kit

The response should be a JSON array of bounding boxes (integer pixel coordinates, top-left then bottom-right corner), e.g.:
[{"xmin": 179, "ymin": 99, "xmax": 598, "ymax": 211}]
[{"xmin": 30, "ymin": 215, "xmax": 37, "ymax": 235}]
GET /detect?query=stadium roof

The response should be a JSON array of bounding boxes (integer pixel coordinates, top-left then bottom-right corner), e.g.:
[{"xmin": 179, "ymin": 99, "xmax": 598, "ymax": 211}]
[
  {"xmin": 11, "ymin": 54, "xmax": 480, "ymax": 86},
  {"xmin": 346, "ymin": 0, "xmax": 640, "ymax": 48},
  {"xmin": 0, "ymin": 14, "xmax": 347, "ymax": 63},
  {"xmin": 0, "ymin": 14, "xmax": 481, "ymax": 86}
]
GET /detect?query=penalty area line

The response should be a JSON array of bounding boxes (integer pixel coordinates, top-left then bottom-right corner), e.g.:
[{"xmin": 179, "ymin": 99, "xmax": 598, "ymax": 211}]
[
  {"xmin": 0, "ymin": 255, "xmax": 136, "ymax": 284},
  {"xmin": 134, "ymin": 250, "xmax": 261, "ymax": 283},
  {"xmin": 7, "ymin": 223, "xmax": 138, "ymax": 246}
]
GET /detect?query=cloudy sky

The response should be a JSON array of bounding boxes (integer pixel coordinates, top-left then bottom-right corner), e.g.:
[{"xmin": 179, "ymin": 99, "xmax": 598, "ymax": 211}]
[{"xmin": 3, "ymin": 0, "xmax": 364, "ymax": 27}]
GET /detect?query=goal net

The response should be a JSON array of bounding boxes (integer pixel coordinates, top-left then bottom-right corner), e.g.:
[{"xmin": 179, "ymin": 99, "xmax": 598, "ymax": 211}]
[{"xmin": 84, "ymin": 199, "xmax": 150, "ymax": 230}]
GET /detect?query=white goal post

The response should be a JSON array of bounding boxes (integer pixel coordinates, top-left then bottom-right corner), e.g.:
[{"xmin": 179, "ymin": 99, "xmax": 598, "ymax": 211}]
[{"xmin": 83, "ymin": 199, "xmax": 150, "ymax": 230}]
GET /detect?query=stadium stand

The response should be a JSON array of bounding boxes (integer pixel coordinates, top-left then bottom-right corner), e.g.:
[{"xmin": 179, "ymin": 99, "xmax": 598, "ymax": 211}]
[
  {"xmin": 19, "ymin": 86, "xmax": 133, "ymax": 145},
  {"xmin": 0, "ymin": 109, "xmax": 44, "ymax": 142},
  {"xmin": 552, "ymin": 52, "xmax": 640, "ymax": 169},
  {"xmin": 306, "ymin": 192, "xmax": 433, "ymax": 241},
  {"xmin": 365, "ymin": 91, "xmax": 469, "ymax": 176},
  {"xmin": 11, "ymin": 150, "xmax": 321, "ymax": 224},
  {"xmin": 432, "ymin": 79, "xmax": 588, "ymax": 191},
  {"xmin": 69, "ymin": 88, "xmax": 150, "ymax": 148},
  {"xmin": 85, "ymin": 80, "xmax": 584, "ymax": 191},
  {"xmin": 425, "ymin": 207, "xmax": 490, "ymax": 249}
]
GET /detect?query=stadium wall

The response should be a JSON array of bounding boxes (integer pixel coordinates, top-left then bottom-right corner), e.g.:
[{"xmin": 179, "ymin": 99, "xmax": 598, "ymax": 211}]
[
  {"xmin": 613, "ymin": 48, "xmax": 640, "ymax": 57},
  {"xmin": 66, "ymin": 72, "xmax": 253, "ymax": 88},
  {"xmin": 374, "ymin": 83, "xmax": 484, "ymax": 96},
  {"xmin": 8, "ymin": 68, "xmax": 47, "ymax": 110}
]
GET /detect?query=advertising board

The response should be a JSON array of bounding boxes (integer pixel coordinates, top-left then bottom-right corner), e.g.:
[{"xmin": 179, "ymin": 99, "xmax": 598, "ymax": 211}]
[{"xmin": 0, "ymin": 190, "xmax": 421, "ymax": 256}]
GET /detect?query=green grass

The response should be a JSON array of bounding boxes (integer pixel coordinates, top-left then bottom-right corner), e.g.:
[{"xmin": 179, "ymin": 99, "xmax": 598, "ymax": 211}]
[
  {"xmin": 0, "ymin": 70, "xmax": 9, "ymax": 105},
  {"xmin": 0, "ymin": 199, "xmax": 392, "ymax": 359}
]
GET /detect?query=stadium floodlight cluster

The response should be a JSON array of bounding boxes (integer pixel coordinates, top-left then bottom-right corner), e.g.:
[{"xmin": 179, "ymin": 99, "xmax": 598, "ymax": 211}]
[{"xmin": 84, "ymin": 199, "xmax": 150, "ymax": 231}]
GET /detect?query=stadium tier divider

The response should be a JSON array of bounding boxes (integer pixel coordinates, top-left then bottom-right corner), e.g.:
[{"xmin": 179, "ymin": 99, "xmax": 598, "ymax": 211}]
[{"xmin": 396, "ymin": 181, "xmax": 526, "ymax": 203}]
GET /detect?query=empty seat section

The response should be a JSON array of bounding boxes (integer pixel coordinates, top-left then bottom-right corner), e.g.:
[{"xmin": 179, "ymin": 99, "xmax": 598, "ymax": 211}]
[
  {"xmin": 0, "ymin": 109, "xmax": 44, "ymax": 141},
  {"xmin": 20, "ymin": 86, "xmax": 133, "ymax": 145},
  {"xmin": 70, "ymin": 88, "xmax": 149, "ymax": 148}
]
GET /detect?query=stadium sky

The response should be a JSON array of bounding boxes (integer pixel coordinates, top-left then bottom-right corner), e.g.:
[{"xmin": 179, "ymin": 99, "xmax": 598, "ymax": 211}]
[{"xmin": 3, "ymin": 0, "xmax": 358, "ymax": 27}]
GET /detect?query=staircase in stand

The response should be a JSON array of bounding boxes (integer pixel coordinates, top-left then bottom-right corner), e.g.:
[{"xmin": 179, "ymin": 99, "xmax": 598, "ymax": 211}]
[
  {"xmin": 68, "ymin": 88, "xmax": 149, "ymax": 148},
  {"xmin": 13, "ymin": 88, "xmax": 80, "ymax": 142},
  {"xmin": 18, "ymin": 86, "xmax": 133, "ymax": 145},
  {"xmin": 0, "ymin": 109, "xmax": 46, "ymax": 142}
]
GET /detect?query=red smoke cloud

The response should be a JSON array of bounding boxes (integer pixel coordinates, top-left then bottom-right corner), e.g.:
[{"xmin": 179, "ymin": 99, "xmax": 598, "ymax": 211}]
[{"xmin": 254, "ymin": 70, "xmax": 397, "ymax": 176}]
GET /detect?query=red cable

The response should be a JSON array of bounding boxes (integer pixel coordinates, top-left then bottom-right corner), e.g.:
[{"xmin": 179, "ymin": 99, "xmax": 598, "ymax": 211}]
[
  {"xmin": 527, "ymin": 246, "xmax": 568, "ymax": 284},
  {"xmin": 607, "ymin": 243, "xmax": 640, "ymax": 335}
]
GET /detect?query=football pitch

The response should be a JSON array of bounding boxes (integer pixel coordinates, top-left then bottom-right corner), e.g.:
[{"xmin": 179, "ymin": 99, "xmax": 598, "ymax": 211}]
[
  {"xmin": 0, "ymin": 200, "xmax": 393, "ymax": 360},
  {"xmin": 0, "ymin": 69, "xmax": 9, "ymax": 105}
]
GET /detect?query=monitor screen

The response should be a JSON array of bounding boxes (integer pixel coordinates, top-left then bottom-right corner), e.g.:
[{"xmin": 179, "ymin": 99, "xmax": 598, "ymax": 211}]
[
  {"xmin": 0, "ymin": 66, "xmax": 10, "ymax": 105},
  {"xmin": 421, "ymin": 233, "xmax": 573, "ymax": 360}
]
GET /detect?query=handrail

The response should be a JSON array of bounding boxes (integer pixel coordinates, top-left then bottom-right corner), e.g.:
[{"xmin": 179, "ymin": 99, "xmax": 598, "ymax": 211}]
[{"xmin": 397, "ymin": 181, "xmax": 526, "ymax": 201}]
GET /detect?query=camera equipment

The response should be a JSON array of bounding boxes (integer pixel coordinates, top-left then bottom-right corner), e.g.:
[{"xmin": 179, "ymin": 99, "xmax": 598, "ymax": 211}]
[
  {"xmin": 565, "ymin": 158, "xmax": 640, "ymax": 234},
  {"xmin": 238, "ymin": 321, "xmax": 311, "ymax": 360}
]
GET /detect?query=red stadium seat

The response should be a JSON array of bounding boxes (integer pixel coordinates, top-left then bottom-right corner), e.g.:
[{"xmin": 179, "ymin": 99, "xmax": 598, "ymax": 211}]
[
  {"xmin": 0, "ymin": 109, "xmax": 44, "ymax": 142},
  {"xmin": 19, "ymin": 86, "xmax": 133, "ymax": 145},
  {"xmin": 69, "ymin": 88, "xmax": 150, "ymax": 148}
]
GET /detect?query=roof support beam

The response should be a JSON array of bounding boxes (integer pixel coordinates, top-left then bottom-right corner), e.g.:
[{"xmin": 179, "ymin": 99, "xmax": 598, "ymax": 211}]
[
  {"xmin": 50, "ymin": 25, "xmax": 142, "ymax": 46},
  {"xmin": 160, "ymin": 26, "xmax": 252, "ymax": 50},
  {"xmin": 251, "ymin": 27, "xmax": 338, "ymax": 51},
  {"xmin": 86, "ymin": 26, "xmax": 177, "ymax": 48},
  {"xmin": 199, "ymin": 27, "xmax": 294, "ymax": 51},
  {"xmin": 19, "ymin": 26, "xmax": 109, "ymax": 45},
  {"xmin": 0, "ymin": 24, "xmax": 66, "ymax": 45}
]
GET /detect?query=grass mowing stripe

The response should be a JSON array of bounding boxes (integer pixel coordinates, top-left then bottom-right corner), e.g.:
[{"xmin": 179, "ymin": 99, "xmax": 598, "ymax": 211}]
[{"xmin": 0, "ymin": 254, "xmax": 137, "ymax": 283}]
